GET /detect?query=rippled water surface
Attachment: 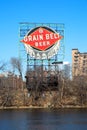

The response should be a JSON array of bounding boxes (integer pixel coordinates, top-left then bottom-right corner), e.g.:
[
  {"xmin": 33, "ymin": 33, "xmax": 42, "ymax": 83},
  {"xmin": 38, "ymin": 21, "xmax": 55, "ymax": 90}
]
[{"xmin": 0, "ymin": 108, "xmax": 87, "ymax": 130}]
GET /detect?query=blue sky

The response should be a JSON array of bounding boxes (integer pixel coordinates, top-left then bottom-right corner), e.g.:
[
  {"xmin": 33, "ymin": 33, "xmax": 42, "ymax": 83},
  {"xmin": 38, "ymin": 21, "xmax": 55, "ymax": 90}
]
[{"xmin": 0, "ymin": 0, "xmax": 87, "ymax": 64}]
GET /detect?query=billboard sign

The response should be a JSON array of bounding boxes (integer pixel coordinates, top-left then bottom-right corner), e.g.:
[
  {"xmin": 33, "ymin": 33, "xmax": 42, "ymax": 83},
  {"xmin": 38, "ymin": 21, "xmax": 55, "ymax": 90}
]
[{"xmin": 21, "ymin": 26, "xmax": 62, "ymax": 59}]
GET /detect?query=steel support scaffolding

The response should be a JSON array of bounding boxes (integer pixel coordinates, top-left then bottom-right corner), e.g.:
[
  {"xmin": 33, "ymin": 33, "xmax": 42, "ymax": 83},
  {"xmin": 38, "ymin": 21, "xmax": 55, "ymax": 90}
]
[{"xmin": 19, "ymin": 23, "xmax": 64, "ymax": 91}]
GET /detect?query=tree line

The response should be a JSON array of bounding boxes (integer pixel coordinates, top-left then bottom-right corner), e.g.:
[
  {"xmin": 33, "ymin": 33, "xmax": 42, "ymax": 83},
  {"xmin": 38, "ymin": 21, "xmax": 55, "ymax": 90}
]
[{"xmin": 0, "ymin": 57, "xmax": 87, "ymax": 108}]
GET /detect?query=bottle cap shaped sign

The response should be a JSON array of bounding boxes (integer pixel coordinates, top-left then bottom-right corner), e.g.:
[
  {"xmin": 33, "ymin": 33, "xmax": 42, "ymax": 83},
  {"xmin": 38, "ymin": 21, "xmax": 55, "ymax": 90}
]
[{"xmin": 21, "ymin": 26, "xmax": 63, "ymax": 59}]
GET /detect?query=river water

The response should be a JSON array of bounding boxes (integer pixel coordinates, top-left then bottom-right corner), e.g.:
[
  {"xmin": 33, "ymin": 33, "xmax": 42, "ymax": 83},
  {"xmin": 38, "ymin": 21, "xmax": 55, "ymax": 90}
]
[{"xmin": 0, "ymin": 108, "xmax": 87, "ymax": 130}]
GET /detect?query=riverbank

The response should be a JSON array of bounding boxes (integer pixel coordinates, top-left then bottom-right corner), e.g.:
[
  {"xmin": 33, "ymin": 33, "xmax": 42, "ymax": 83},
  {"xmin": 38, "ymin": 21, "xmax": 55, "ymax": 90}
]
[
  {"xmin": 0, "ymin": 88, "xmax": 87, "ymax": 109},
  {"xmin": 0, "ymin": 105, "xmax": 87, "ymax": 110}
]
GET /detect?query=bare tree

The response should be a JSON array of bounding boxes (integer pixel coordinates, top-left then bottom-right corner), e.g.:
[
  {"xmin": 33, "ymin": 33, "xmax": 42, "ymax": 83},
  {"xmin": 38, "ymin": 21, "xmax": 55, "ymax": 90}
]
[
  {"xmin": 0, "ymin": 60, "xmax": 6, "ymax": 88},
  {"xmin": 10, "ymin": 57, "xmax": 23, "ymax": 79},
  {"xmin": 0, "ymin": 61, "xmax": 6, "ymax": 72}
]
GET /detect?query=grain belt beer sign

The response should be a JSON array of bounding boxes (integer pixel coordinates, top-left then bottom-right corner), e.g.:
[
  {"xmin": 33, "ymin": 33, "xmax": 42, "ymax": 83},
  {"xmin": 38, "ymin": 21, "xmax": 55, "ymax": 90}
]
[{"xmin": 21, "ymin": 26, "xmax": 62, "ymax": 59}]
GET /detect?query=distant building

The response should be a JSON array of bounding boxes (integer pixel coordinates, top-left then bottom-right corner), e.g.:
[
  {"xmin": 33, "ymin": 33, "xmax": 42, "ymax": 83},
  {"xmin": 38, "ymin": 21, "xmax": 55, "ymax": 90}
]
[
  {"xmin": 0, "ymin": 73, "xmax": 5, "ymax": 77},
  {"xmin": 72, "ymin": 49, "xmax": 87, "ymax": 78},
  {"xmin": 63, "ymin": 62, "xmax": 70, "ymax": 79},
  {"xmin": 0, "ymin": 72, "xmax": 23, "ymax": 89}
]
